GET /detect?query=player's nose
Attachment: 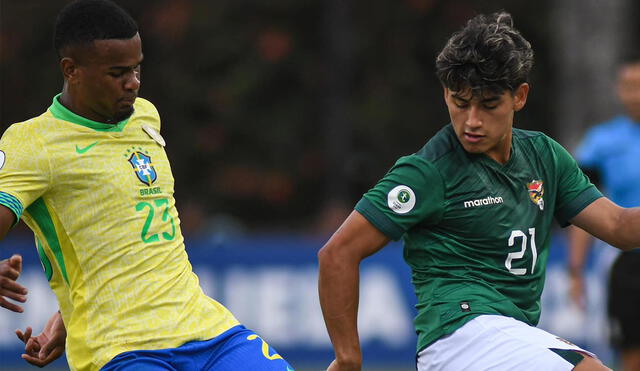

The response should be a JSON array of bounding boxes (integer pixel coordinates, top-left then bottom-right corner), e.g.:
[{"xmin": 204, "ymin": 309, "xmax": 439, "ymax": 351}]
[{"xmin": 466, "ymin": 106, "xmax": 483, "ymax": 128}]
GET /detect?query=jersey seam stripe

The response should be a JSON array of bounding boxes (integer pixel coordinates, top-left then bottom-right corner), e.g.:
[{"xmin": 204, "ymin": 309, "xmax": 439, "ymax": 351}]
[{"xmin": 25, "ymin": 198, "xmax": 70, "ymax": 285}]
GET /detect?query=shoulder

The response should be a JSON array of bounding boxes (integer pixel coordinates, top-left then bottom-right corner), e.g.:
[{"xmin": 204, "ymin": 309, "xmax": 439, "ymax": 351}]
[
  {"xmin": 1, "ymin": 111, "xmax": 52, "ymax": 143},
  {"xmin": 415, "ymin": 124, "xmax": 460, "ymax": 163},
  {"xmin": 513, "ymin": 127, "xmax": 560, "ymax": 151},
  {"xmin": 512, "ymin": 127, "xmax": 547, "ymax": 142},
  {"xmin": 133, "ymin": 97, "xmax": 161, "ymax": 130}
]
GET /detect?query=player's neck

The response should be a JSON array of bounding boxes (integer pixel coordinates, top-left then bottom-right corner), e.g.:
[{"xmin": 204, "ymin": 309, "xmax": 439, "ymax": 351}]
[
  {"xmin": 484, "ymin": 132, "xmax": 513, "ymax": 165},
  {"xmin": 59, "ymin": 89, "xmax": 119, "ymax": 125}
]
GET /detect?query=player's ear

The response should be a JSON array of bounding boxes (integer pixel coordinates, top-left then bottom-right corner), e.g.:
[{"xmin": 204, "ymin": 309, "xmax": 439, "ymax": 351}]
[
  {"xmin": 513, "ymin": 83, "xmax": 529, "ymax": 112},
  {"xmin": 60, "ymin": 57, "xmax": 79, "ymax": 84}
]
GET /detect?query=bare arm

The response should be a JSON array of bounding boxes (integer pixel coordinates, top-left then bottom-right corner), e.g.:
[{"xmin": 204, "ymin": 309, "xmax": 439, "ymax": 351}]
[
  {"xmin": 0, "ymin": 205, "xmax": 28, "ymax": 312},
  {"xmin": 570, "ymin": 197, "xmax": 640, "ymax": 251},
  {"xmin": 0, "ymin": 204, "xmax": 15, "ymax": 240},
  {"xmin": 0, "ymin": 206, "xmax": 67, "ymax": 365},
  {"xmin": 566, "ymin": 225, "xmax": 593, "ymax": 308},
  {"xmin": 318, "ymin": 210, "xmax": 390, "ymax": 371}
]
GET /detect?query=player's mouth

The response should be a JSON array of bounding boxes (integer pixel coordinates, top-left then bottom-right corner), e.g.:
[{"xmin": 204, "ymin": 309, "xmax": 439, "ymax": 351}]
[
  {"xmin": 119, "ymin": 95, "xmax": 137, "ymax": 106},
  {"xmin": 463, "ymin": 132, "xmax": 484, "ymax": 144}
]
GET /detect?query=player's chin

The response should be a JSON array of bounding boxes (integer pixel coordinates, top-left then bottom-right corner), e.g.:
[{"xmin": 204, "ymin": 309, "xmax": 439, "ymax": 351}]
[
  {"xmin": 113, "ymin": 106, "xmax": 135, "ymax": 122},
  {"xmin": 460, "ymin": 142, "xmax": 485, "ymax": 154}
]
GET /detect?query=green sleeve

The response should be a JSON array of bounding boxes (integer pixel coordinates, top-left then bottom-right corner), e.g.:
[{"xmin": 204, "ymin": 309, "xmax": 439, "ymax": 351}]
[
  {"xmin": 355, "ymin": 155, "xmax": 445, "ymax": 240},
  {"xmin": 549, "ymin": 138, "xmax": 603, "ymax": 226}
]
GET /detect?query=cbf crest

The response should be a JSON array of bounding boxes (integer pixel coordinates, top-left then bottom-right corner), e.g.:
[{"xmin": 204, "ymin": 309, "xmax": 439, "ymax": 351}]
[
  {"xmin": 128, "ymin": 150, "xmax": 157, "ymax": 186},
  {"xmin": 527, "ymin": 180, "xmax": 544, "ymax": 211}
]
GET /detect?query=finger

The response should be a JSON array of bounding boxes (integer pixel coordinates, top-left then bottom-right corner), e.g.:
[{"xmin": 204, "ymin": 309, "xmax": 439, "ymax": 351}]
[
  {"xmin": 41, "ymin": 347, "xmax": 64, "ymax": 365},
  {"xmin": 0, "ymin": 296, "xmax": 23, "ymax": 313},
  {"xmin": 0, "ymin": 265, "xmax": 22, "ymax": 281},
  {"xmin": 16, "ymin": 326, "xmax": 33, "ymax": 344},
  {"xmin": 0, "ymin": 276, "xmax": 28, "ymax": 292},
  {"xmin": 25, "ymin": 337, "xmax": 41, "ymax": 355},
  {"xmin": 21, "ymin": 353, "xmax": 49, "ymax": 368},
  {"xmin": 39, "ymin": 341, "xmax": 63, "ymax": 361},
  {"xmin": 9, "ymin": 254, "xmax": 22, "ymax": 272},
  {"xmin": 15, "ymin": 327, "xmax": 31, "ymax": 342},
  {"xmin": 0, "ymin": 283, "xmax": 28, "ymax": 302}
]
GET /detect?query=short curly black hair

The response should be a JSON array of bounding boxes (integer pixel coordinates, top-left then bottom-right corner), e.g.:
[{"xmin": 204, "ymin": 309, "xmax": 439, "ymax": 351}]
[
  {"xmin": 53, "ymin": 0, "xmax": 138, "ymax": 57},
  {"xmin": 435, "ymin": 11, "xmax": 534, "ymax": 96}
]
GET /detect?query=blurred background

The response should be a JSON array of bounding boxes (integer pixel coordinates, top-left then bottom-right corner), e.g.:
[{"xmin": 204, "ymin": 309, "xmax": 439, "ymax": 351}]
[{"xmin": 1, "ymin": 0, "xmax": 638, "ymax": 370}]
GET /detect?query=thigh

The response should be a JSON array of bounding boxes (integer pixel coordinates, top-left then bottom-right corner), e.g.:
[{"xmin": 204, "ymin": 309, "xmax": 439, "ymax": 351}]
[
  {"xmin": 417, "ymin": 315, "xmax": 594, "ymax": 371},
  {"xmin": 198, "ymin": 327, "xmax": 294, "ymax": 371},
  {"xmin": 101, "ymin": 352, "xmax": 176, "ymax": 371}
]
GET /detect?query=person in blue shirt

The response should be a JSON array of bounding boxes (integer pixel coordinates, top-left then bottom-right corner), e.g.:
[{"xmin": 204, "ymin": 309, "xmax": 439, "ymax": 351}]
[{"xmin": 568, "ymin": 55, "xmax": 640, "ymax": 371}]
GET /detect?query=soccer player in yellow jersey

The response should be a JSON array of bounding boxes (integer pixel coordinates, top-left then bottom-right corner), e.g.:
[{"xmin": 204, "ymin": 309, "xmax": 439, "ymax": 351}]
[{"xmin": 0, "ymin": 1, "xmax": 293, "ymax": 370}]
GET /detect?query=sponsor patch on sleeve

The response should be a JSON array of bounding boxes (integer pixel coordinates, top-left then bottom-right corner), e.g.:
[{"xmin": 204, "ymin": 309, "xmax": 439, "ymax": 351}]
[{"xmin": 387, "ymin": 185, "xmax": 416, "ymax": 214}]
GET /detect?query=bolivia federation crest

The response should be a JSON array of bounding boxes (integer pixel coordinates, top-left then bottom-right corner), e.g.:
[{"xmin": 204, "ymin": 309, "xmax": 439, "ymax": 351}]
[
  {"xmin": 527, "ymin": 180, "xmax": 544, "ymax": 211},
  {"xmin": 128, "ymin": 151, "xmax": 157, "ymax": 186}
]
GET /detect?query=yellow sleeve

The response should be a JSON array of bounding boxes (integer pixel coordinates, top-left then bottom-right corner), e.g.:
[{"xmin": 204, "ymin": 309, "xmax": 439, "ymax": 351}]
[
  {"xmin": 135, "ymin": 97, "xmax": 161, "ymax": 131},
  {"xmin": 0, "ymin": 122, "xmax": 52, "ymax": 220}
]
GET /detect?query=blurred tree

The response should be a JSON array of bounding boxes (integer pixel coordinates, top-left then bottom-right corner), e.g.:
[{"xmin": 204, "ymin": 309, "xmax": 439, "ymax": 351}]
[{"xmin": 1, "ymin": 0, "xmax": 636, "ymax": 236}]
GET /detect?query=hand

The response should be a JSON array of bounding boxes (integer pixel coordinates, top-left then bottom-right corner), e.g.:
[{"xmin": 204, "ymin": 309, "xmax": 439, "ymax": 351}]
[
  {"xmin": 327, "ymin": 358, "xmax": 361, "ymax": 371},
  {"xmin": 16, "ymin": 311, "xmax": 66, "ymax": 367},
  {"xmin": 568, "ymin": 272, "xmax": 586, "ymax": 310},
  {"xmin": 0, "ymin": 254, "xmax": 27, "ymax": 312}
]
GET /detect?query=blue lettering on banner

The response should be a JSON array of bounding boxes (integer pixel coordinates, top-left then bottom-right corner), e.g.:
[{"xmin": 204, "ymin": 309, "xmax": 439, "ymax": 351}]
[{"xmin": 0, "ymin": 235, "xmax": 615, "ymax": 367}]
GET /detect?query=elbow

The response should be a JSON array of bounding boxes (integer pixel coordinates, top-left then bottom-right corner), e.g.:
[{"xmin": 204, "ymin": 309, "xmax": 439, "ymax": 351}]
[{"xmin": 318, "ymin": 238, "xmax": 360, "ymax": 270}]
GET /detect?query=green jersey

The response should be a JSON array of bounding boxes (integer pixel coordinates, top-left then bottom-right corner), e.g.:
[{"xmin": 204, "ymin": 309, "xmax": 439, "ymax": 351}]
[{"xmin": 355, "ymin": 124, "xmax": 601, "ymax": 352}]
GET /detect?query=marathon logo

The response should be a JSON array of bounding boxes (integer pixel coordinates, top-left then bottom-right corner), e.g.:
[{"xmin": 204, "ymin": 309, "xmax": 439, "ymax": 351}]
[{"xmin": 463, "ymin": 196, "xmax": 504, "ymax": 208}]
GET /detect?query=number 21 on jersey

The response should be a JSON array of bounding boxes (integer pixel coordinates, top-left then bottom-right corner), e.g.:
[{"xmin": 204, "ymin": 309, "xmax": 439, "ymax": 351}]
[{"xmin": 505, "ymin": 228, "xmax": 538, "ymax": 276}]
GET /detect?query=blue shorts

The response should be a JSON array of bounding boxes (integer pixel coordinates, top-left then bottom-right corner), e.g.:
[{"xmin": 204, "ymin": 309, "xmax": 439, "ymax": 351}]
[{"xmin": 101, "ymin": 325, "xmax": 294, "ymax": 371}]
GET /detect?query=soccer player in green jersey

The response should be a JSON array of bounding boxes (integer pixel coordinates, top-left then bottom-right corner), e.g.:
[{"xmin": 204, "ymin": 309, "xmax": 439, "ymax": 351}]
[
  {"xmin": 318, "ymin": 12, "xmax": 640, "ymax": 371},
  {"xmin": 0, "ymin": 1, "xmax": 293, "ymax": 370}
]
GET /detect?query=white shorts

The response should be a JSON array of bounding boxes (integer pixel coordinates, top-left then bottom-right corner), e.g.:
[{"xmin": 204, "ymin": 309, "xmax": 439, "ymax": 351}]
[{"xmin": 417, "ymin": 315, "xmax": 595, "ymax": 371}]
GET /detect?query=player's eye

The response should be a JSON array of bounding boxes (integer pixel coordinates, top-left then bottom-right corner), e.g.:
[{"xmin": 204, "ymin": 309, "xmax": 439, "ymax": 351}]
[{"xmin": 454, "ymin": 102, "xmax": 469, "ymax": 109}]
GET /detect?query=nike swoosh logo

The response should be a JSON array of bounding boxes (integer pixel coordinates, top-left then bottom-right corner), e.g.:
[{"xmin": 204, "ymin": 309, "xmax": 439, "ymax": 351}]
[{"xmin": 75, "ymin": 141, "xmax": 100, "ymax": 154}]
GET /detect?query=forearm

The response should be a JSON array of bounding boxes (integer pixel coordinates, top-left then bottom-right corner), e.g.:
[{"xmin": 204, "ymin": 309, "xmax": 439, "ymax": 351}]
[
  {"xmin": 567, "ymin": 226, "xmax": 593, "ymax": 275},
  {"xmin": 318, "ymin": 247, "xmax": 362, "ymax": 367}
]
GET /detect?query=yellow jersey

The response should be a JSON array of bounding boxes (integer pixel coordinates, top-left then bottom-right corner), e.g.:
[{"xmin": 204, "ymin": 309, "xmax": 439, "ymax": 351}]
[{"xmin": 0, "ymin": 96, "xmax": 239, "ymax": 370}]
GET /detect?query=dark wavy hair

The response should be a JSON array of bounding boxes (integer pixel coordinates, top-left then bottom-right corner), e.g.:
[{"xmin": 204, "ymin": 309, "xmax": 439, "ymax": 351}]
[
  {"xmin": 435, "ymin": 12, "xmax": 534, "ymax": 96},
  {"xmin": 54, "ymin": 0, "xmax": 138, "ymax": 57}
]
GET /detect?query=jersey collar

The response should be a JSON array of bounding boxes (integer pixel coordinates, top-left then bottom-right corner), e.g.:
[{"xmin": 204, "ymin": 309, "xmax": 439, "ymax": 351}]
[{"xmin": 48, "ymin": 93, "xmax": 131, "ymax": 132}]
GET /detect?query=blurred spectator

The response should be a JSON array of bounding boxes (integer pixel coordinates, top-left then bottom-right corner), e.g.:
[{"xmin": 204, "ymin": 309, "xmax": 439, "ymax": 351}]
[{"xmin": 567, "ymin": 55, "xmax": 640, "ymax": 371}]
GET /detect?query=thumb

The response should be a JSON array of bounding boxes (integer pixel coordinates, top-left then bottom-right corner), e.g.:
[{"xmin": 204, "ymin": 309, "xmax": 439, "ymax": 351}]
[{"xmin": 9, "ymin": 254, "xmax": 22, "ymax": 273}]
